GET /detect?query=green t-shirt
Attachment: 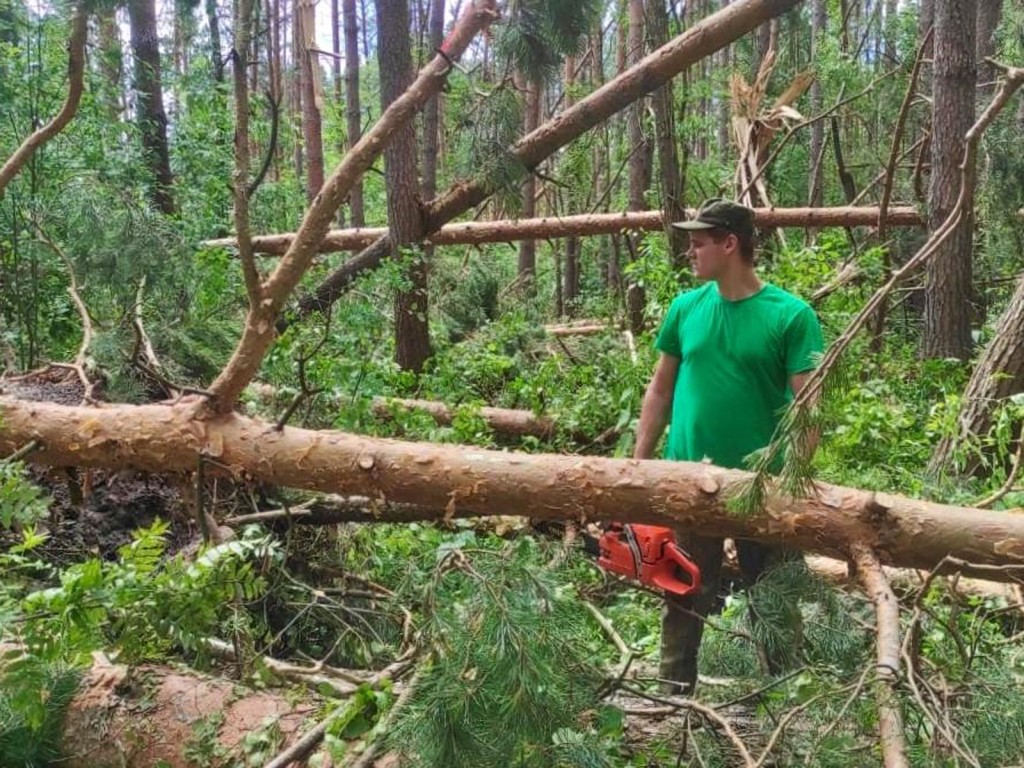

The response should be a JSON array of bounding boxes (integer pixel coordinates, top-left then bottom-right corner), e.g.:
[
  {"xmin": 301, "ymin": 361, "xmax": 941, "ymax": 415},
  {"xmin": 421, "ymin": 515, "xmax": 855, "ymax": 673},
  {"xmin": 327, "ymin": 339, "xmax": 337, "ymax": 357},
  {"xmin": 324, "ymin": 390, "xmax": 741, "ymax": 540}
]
[{"xmin": 654, "ymin": 282, "xmax": 824, "ymax": 469}]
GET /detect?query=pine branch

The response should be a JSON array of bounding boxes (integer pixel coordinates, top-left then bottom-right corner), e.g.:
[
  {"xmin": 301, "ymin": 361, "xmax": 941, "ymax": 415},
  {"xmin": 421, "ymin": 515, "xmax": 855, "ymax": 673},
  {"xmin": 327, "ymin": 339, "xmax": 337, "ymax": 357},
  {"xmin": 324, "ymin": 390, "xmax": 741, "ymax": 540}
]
[{"xmin": 733, "ymin": 63, "xmax": 1024, "ymax": 517}]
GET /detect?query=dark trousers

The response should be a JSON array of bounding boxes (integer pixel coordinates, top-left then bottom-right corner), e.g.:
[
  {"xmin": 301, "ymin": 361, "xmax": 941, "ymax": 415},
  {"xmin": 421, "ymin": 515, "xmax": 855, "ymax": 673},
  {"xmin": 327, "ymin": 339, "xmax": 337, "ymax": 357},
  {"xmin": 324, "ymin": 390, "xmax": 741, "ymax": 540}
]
[{"xmin": 659, "ymin": 532, "xmax": 803, "ymax": 695}]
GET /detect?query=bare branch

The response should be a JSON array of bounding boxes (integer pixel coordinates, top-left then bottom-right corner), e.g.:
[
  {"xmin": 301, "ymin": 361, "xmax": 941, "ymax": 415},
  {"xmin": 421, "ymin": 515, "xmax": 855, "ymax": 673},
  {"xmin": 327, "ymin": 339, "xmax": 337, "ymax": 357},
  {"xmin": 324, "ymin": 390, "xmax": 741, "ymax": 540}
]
[
  {"xmin": 0, "ymin": 6, "xmax": 87, "ymax": 199},
  {"xmin": 620, "ymin": 685, "xmax": 756, "ymax": 767},
  {"xmin": 750, "ymin": 63, "xmax": 1024, "ymax": 485},
  {"xmin": 232, "ymin": 0, "xmax": 262, "ymax": 308},
  {"xmin": 206, "ymin": 0, "xmax": 499, "ymax": 411},
  {"xmin": 851, "ymin": 542, "xmax": 908, "ymax": 768},
  {"xmin": 246, "ymin": 91, "xmax": 280, "ymax": 197},
  {"xmin": 736, "ymin": 67, "xmax": 900, "ymax": 204},
  {"xmin": 32, "ymin": 224, "xmax": 98, "ymax": 404},
  {"xmin": 298, "ymin": 0, "xmax": 806, "ymax": 317}
]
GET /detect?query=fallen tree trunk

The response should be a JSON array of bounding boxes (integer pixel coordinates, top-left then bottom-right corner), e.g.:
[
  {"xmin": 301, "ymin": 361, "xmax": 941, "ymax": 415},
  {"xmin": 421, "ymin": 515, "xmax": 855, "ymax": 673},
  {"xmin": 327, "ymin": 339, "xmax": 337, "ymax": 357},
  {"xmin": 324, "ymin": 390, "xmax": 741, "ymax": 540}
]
[
  {"xmin": 544, "ymin": 323, "xmax": 615, "ymax": 336},
  {"xmin": 929, "ymin": 268, "xmax": 1024, "ymax": 476},
  {"xmin": 55, "ymin": 654, "xmax": 324, "ymax": 768},
  {"xmin": 224, "ymin": 498, "xmax": 1023, "ymax": 603},
  {"xmin": 297, "ymin": 0, "xmax": 804, "ymax": 317},
  {"xmin": 2, "ymin": 397, "xmax": 1023, "ymax": 577},
  {"xmin": 373, "ymin": 396, "xmax": 558, "ymax": 439},
  {"xmin": 205, "ymin": 206, "xmax": 924, "ymax": 255}
]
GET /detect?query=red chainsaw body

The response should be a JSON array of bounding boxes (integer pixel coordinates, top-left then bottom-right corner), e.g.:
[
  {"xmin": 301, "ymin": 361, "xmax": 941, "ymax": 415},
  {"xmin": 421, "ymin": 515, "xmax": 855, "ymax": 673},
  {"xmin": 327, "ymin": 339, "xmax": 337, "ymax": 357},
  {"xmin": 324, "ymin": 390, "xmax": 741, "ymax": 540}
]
[{"xmin": 597, "ymin": 523, "xmax": 701, "ymax": 597}]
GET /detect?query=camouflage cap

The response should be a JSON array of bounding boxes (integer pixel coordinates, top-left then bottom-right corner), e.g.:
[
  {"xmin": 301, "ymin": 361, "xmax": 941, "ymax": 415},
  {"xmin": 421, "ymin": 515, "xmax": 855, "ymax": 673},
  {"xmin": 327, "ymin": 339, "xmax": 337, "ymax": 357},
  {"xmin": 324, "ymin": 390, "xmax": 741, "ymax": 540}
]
[{"xmin": 671, "ymin": 198, "xmax": 755, "ymax": 239}]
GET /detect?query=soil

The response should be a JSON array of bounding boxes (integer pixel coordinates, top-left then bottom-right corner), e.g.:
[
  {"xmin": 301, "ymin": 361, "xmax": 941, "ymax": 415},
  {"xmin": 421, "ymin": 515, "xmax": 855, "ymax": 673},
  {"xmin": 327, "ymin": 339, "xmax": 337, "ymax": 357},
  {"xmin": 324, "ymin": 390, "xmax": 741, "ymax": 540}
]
[{"xmin": 1, "ymin": 366, "xmax": 198, "ymax": 563}]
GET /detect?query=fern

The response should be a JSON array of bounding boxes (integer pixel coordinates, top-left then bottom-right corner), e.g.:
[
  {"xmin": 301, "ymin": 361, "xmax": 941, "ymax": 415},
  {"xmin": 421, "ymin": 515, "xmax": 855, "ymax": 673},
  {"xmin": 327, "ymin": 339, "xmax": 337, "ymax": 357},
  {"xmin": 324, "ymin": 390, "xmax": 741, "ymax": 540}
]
[{"xmin": 0, "ymin": 659, "xmax": 81, "ymax": 768}]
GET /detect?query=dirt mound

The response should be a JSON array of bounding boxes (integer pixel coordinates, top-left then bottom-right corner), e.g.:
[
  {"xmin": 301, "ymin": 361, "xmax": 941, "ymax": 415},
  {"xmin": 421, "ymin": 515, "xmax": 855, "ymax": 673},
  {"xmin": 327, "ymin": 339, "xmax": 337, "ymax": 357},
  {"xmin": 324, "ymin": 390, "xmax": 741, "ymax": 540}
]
[
  {"xmin": 0, "ymin": 364, "xmax": 91, "ymax": 405},
  {"xmin": 20, "ymin": 468, "xmax": 195, "ymax": 565}
]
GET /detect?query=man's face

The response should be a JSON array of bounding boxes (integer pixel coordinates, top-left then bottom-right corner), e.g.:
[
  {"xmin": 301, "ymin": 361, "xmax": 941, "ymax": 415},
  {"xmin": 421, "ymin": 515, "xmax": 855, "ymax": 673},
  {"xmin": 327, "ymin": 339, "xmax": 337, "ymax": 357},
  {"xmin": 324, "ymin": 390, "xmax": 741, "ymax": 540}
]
[{"xmin": 686, "ymin": 230, "xmax": 735, "ymax": 280}]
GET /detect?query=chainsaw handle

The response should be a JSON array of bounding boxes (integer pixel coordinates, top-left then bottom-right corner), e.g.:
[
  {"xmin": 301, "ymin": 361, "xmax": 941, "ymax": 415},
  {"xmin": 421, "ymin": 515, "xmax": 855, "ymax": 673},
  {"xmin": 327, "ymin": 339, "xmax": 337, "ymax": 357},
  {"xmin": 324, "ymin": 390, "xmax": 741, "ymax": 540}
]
[{"xmin": 653, "ymin": 542, "xmax": 702, "ymax": 597}]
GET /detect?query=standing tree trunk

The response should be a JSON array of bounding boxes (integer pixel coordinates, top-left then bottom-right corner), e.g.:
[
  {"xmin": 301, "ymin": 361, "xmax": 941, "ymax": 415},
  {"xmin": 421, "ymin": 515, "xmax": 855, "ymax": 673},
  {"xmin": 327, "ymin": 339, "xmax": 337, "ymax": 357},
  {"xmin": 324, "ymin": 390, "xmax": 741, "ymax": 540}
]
[
  {"xmin": 808, "ymin": 0, "xmax": 826, "ymax": 208},
  {"xmin": 929, "ymin": 271, "xmax": 1024, "ymax": 476},
  {"xmin": 419, "ymin": 0, "xmax": 443, "ymax": 316},
  {"xmin": 298, "ymin": 0, "xmax": 325, "ymax": 201},
  {"xmin": 172, "ymin": 0, "xmax": 190, "ymax": 76},
  {"xmin": 517, "ymin": 76, "xmax": 541, "ymax": 284},
  {"xmin": 249, "ymin": 0, "xmax": 260, "ymax": 94},
  {"xmin": 206, "ymin": 0, "xmax": 224, "ymax": 82},
  {"xmin": 625, "ymin": 0, "xmax": 649, "ymax": 332},
  {"xmin": 96, "ymin": 7, "xmax": 124, "ymax": 121},
  {"xmin": 645, "ymin": 0, "xmax": 687, "ymax": 273},
  {"xmin": 922, "ymin": 0, "xmax": 975, "ymax": 360},
  {"xmin": 267, "ymin": 0, "xmax": 283, "ymax": 181},
  {"xmin": 976, "ymin": 0, "xmax": 1004, "ymax": 90},
  {"xmin": 289, "ymin": 0, "xmax": 304, "ymax": 183},
  {"xmin": 562, "ymin": 57, "xmax": 580, "ymax": 314},
  {"xmin": 716, "ymin": 0, "xmax": 732, "ymax": 161},
  {"xmin": 918, "ymin": 0, "xmax": 935, "ymax": 87},
  {"xmin": 421, "ymin": 0, "xmax": 443, "ymax": 208},
  {"xmin": 883, "ymin": 0, "xmax": 899, "ymax": 61},
  {"xmin": 343, "ymin": 0, "xmax": 364, "ymax": 226},
  {"xmin": 296, "ymin": 0, "xmax": 806, "ymax": 318},
  {"xmin": 750, "ymin": 17, "xmax": 775, "ymax": 79},
  {"xmin": 128, "ymin": 0, "xmax": 176, "ymax": 215},
  {"xmin": 332, "ymin": 0, "xmax": 342, "ymax": 105},
  {"xmin": 377, "ymin": 0, "xmax": 430, "ymax": 373}
]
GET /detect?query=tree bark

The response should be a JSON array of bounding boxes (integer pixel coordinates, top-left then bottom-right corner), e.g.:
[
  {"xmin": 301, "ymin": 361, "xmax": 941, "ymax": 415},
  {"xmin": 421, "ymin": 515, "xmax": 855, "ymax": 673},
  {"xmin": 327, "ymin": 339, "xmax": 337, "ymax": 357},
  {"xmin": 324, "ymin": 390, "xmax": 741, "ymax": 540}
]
[
  {"xmin": 563, "ymin": 234, "xmax": 580, "ymax": 312},
  {"xmin": 377, "ymin": 0, "xmax": 431, "ymax": 373},
  {"xmin": 929, "ymin": 271, "xmax": 1024, "ymax": 476},
  {"xmin": 561, "ymin": 58, "xmax": 580, "ymax": 313},
  {"xmin": 232, "ymin": 0, "xmax": 262, "ymax": 306},
  {"xmin": 267, "ymin": 0, "xmax": 283, "ymax": 181},
  {"xmin": 421, "ymin": 0, "xmax": 444, "ymax": 203},
  {"xmin": 645, "ymin": 0, "xmax": 687, "ymax": 273},
  {"xmin": 850, "ymin": 543, "xmax": 909, "ymax": 768},
  {"xmin": 51, "ymin": 655, "xmax": 324, "ymax": 768},
  {"xmin": 298, "ymin": 0, "xmax": 325, "ymax": 201},
  {"xmin": 332, "ymin": 0, "xmax": 342, "ymax": 106},
  {"xmin": 298, "ymin": 0, "xmax": 805, "ymax": 317},
  {"xmin": 976, "ymin": 0, "xmax": 1004, "ymax": 90},
  {"xmin": 0, "ymin": 5, "xmax": 87, "ymax": 201},
  {"xmin": 517, "ymin": 76, "xmax": 542, "ymax": 283},
  {"xmin": 213, "ymin": 207, "xmax": 925, "ymax": 254},
  {"xmin": 883, "ymin": 0, "xmax": 899, "ymax": 62},
  {"xmin": 922, "ymin": 0, "xmax": 975, "ymax": 361},
  {"xmin": 128, "ymin": 0, "xmax": 176, "ymax": 215},
  {"xmin": 625, "ymin": 0, "xmax": 649, "ymax": 333},
  {"xmin": 808, "ymin": 0, "xmax": 826, "ymax": 208},
  {"xmin": 373, "ymin": 397, "xmax": 558, "ymax": 439},
  {"xmin": 419, "ymin": 0, "xmax": 444, "ymax": 313},
  {"xmin": 343, "ymin": 0, "xmax": 364, "ymax": 226},
  {"xmin": 96, "ymin": 7, "xmax": 124, "ymax": 121},
  {"xmin": 2, "ymin": 396, "xmax": 1024, "ymax": 576},
  {"xmin": 205, "ymin": 0, "xmax": 498, "ymax": 410},
  {"xmin": 290, "ymin": 0, "xmax": 304, "ymax": 181},
  {"xmin": 206, "ymin": 0, "xmax": 225, "ymax": 82}
]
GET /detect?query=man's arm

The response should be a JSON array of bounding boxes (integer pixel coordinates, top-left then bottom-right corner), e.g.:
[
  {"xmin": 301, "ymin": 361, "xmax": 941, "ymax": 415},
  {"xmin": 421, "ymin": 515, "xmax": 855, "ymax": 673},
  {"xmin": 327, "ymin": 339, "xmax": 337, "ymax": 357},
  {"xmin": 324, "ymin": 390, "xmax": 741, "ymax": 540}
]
[
  {"xmin": 634, "ymin": 354, "xmax": 680, "ymax": 459},
  {"xmin": 790, "ymin": 371, "xmax": 820, "ymax": 459}
]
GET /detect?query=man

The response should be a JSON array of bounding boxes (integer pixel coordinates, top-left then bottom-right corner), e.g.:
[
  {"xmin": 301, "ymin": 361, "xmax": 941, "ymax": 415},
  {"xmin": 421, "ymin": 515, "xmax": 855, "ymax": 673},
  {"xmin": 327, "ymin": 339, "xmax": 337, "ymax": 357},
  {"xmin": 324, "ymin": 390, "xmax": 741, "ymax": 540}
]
[{"xmin": 633, "ymin": 199, "xmax": 824, "ymax": 695}]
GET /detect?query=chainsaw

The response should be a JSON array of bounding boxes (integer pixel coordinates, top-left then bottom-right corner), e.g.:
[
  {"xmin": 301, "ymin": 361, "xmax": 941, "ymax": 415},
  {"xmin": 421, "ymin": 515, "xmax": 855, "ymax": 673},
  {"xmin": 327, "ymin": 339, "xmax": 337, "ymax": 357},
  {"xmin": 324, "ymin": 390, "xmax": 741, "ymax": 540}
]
[{"xmin": 589, "ymin": 523, "xmax": 702, "ymax": 598}]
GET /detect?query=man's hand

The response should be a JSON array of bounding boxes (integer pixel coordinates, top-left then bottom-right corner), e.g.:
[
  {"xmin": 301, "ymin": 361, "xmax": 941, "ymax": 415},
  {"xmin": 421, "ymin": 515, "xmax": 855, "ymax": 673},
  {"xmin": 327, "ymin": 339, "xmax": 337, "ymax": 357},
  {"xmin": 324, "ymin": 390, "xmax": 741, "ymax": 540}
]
[{"xmin": 634, "ymin": 354, "xmax": 680, "ymax": 459}]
